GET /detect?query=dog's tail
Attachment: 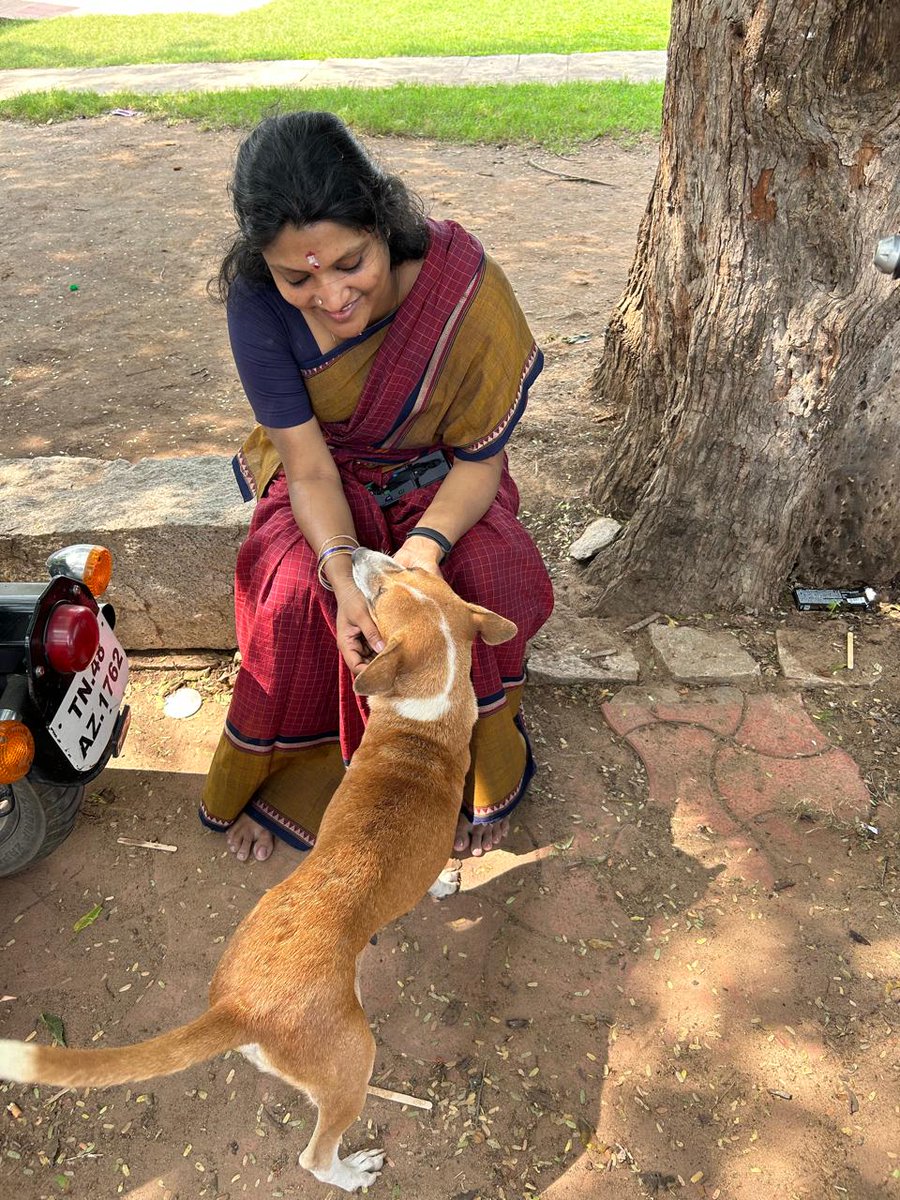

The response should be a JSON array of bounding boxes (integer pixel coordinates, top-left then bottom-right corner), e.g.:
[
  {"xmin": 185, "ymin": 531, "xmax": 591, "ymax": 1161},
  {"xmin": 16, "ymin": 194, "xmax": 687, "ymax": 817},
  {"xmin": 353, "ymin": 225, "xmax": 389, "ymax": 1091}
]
[{"xmin": 0, "ymin": 1005, "xmax": 239, "ymax": 1089}]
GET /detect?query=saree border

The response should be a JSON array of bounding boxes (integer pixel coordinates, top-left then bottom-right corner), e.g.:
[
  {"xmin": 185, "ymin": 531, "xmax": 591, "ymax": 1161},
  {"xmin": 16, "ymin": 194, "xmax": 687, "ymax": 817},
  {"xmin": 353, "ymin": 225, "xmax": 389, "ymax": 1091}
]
[{"xmin": 379, "ymin": 259, "xmax": 486, "ymax": 449}]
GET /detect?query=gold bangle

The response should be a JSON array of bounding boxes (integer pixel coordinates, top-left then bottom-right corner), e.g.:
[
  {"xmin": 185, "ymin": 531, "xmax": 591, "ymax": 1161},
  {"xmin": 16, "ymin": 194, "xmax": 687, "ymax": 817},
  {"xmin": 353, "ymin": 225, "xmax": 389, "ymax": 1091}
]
[
  {"xmin": 316, "ymin": 534, "xmax": 359, "ymax": 559},
  {"xmin": 316, "ymin": 545, "xmax": 356, "ymax": 591}
]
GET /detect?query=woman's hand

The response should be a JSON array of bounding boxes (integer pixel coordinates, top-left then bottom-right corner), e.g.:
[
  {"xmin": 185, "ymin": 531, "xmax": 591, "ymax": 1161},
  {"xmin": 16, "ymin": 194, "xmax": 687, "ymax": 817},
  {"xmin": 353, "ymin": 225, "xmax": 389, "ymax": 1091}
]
[
  {"xmin": 334, "ymin": 583, "xmax": 385, "ymax": 675},
  {"xmin": 393, "ymin": 537, "xmax": 444, "ymax": 576}
]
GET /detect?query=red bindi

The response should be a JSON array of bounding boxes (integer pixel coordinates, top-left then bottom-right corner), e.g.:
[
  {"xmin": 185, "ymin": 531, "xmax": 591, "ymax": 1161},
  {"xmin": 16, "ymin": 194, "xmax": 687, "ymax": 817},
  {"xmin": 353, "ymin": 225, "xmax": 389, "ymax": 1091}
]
[{"xmin": 305, "ymin": 251, "xmax": 321, "ymax": 269}]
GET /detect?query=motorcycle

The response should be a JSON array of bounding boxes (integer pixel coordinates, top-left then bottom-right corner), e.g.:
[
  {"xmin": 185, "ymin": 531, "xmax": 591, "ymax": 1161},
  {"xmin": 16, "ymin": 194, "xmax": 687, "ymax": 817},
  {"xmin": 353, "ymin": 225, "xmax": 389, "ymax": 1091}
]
[{"xmin": 0, "ymin": 544, "xmax": 130, "ymax": 877}]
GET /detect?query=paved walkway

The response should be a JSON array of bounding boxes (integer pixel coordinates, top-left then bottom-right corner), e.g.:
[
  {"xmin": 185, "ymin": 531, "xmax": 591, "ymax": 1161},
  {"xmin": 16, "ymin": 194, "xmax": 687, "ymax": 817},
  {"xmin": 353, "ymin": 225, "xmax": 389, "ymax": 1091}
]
[
  {"xmin": 602, "ymin": 687, "xmax": 872, "ymax": 892},
  {"xmin": 0, "ymin": 0, "xmax": 667, "ymax": 99},
  {"xmin": 0, "ymin": 51, "xmax": 667, "ymax": 100},
  {"xmin": 0, "ymin": 0, "xmax": 267, "ymax": 14}
]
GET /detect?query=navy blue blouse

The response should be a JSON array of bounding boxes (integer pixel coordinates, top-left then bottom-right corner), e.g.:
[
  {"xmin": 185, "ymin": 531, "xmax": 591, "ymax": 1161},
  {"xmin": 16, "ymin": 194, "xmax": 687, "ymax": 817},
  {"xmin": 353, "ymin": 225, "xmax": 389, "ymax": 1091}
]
[{"xmin": 226, "ymin": 276, "xmax": 322, "ymax": 429}]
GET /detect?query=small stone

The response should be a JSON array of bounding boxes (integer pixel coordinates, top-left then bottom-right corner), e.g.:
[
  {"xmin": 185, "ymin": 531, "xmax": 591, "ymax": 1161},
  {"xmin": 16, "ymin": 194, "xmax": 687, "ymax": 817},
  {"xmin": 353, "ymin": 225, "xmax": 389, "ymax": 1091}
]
[
  {"xmin": 649, "ymin": 625, "xmax": 760, "ymax": 684},
  {"xmin": 569, "ymin": 517, "xmax": 622, "ymax": 561}
]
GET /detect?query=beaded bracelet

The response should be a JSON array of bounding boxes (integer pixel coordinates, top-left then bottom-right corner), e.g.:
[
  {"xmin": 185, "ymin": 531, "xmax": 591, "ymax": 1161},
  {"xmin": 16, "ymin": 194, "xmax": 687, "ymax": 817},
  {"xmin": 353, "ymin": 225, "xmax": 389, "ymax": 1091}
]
[
  {"xmin": 404, "ymin": 526, "xmax": 454, "ymax": 561},
  {"xmin": 316, "ymin": 544, "xmax": 357, "ymax": 591}
]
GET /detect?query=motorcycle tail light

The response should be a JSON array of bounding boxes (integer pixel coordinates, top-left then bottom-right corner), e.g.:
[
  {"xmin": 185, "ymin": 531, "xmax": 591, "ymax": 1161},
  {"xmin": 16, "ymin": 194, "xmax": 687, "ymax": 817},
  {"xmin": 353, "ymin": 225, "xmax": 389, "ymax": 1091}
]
[
  {"xmin": 44, "ymin": 604, "xmax": 100, "ymax": 673},
  {"xmin": 46, "ymin": 545, "xmax": 113, "ymax": 598},
  {"xmin": 0, "ymin": 721, "xmax": 35, "ymax": 784}
]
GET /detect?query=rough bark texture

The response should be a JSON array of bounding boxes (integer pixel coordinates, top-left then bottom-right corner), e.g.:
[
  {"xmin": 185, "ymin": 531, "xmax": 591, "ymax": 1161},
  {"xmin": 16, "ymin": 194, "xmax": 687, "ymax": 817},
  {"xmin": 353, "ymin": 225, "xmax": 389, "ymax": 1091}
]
[{"xmin": 588, "ymin": 0, "xmax": 900, "ymax": 612}]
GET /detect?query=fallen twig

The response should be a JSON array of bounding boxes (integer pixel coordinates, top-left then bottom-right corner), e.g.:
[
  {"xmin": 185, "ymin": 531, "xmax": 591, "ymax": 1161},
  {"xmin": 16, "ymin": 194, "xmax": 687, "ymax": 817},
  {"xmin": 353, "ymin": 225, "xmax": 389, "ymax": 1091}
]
[
  {"xmin": 527, "ymin": 158, "xmax": 614, "ymax": 187},
  {"xmin": 623, "ymin": 612, "xmax": 662, "ymax": 634},
  {"xmin": 366, "ymin": 1084, "xmax": 432, "ymax": 1111},
  {"xmin": 116, "ymin": 837, "xmax": 177, "ymax": 853}
]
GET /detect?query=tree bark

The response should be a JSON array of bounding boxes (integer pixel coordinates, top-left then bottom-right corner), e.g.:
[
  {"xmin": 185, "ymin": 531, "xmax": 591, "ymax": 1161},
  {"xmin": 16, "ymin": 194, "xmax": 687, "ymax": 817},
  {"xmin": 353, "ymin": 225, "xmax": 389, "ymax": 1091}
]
[{"xmin": 588, "ymin": 0, "xmax": 900, "ymax": 612}]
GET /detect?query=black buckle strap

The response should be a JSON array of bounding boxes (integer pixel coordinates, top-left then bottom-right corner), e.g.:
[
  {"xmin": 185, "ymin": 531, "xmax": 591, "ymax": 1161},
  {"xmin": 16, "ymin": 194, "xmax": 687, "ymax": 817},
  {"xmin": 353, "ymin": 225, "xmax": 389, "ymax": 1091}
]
[{"xmin": 364, "ymin": 450, "xmax": 451, "ymax": 509}]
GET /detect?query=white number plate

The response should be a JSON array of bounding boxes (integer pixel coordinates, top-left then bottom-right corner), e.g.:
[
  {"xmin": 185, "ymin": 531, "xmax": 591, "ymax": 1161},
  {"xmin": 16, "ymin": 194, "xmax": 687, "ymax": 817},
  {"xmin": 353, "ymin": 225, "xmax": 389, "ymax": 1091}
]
[{"xmin": 48, "ymin": 611, "xmax": 129, "ymax": 772}]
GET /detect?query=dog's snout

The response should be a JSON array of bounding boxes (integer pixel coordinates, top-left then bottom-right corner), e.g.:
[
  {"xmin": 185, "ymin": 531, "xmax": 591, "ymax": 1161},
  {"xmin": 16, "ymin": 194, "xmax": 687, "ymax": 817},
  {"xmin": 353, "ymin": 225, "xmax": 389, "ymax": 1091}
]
[{"xmin": 351, "ymin": 548, "xmax": 398, "ymax": 600}]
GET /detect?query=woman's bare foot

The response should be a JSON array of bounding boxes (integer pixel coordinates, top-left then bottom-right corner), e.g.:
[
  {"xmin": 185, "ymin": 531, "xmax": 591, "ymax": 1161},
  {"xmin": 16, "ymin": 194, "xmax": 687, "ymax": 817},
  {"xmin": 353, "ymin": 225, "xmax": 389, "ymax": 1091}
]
[
  {"xmin": 226, "ymin": 813, "xmax": 275, "ymax": 862},
  {"xmin": 453, "ymin": 812, "xmax": 510, "ymax": 857}
]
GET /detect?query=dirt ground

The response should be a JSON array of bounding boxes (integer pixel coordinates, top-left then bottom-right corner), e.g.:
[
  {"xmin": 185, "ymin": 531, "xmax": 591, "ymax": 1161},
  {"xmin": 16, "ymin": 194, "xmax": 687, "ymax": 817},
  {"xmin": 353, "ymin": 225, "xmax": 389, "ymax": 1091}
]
[{"xmin": 1, "ymin": 119, "xmax": 899, "ymax": 1200}]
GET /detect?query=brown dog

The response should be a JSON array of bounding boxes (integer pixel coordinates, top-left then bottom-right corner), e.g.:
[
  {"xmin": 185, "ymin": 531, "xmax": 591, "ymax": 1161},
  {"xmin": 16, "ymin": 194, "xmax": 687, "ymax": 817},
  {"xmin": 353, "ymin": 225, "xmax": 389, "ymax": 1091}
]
[{"xmin": 0, "ymin": 548, "xmax": 516, "ymax": 1192}]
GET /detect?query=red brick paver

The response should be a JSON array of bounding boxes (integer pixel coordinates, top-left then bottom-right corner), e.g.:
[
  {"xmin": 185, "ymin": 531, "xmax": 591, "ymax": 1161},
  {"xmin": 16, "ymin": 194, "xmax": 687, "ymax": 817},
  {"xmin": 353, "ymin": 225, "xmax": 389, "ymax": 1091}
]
[
  {"xmin": 733, "ymin": 692, "xmax": 828, "ymax": 756},
  {"xmin": 602, "ymin": 688, "xmax": 872, "ymax": 890},
  {"xmin": 603, "ymin": 684, "xmax": 744, "ymax": 738}
]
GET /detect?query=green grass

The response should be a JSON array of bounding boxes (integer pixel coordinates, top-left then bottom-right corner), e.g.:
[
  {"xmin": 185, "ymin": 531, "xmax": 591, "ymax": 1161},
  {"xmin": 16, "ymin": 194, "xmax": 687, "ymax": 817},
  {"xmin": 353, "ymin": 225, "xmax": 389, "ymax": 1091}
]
[
  {"xmin": 0, "ymin": 0, "xmax": 670, "ymax": 69},
  {"xmin": 0, "ymin": 82, "xmax": 664, "ymax": 148}
]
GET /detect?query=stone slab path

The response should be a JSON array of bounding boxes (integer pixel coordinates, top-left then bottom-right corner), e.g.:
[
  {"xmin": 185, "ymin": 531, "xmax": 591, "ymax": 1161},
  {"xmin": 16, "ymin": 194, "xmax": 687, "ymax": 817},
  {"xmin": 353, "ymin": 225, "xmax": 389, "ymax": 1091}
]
[{"xmin": 602, "ymin": 686, "xmax": 873, "ymax": 892}]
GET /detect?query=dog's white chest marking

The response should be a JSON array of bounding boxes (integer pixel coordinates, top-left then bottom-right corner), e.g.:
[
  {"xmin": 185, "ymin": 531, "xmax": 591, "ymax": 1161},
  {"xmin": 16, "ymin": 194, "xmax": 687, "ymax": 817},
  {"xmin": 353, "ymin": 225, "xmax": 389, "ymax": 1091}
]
[{"xmin": 392, "ymin": 591, "xmax": 456, "ymax": 722}]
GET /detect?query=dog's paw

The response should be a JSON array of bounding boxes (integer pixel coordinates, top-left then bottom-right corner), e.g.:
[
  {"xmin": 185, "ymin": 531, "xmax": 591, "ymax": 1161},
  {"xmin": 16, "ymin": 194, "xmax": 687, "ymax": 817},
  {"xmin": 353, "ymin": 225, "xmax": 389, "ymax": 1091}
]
[
  {"xmin": 428, "ymin": 865, "xmax": 461, "ymax": 900},
  {"xmin": 342, "ymin": 1148, "xmax": 385, "ymax": 1191},
  {"xmin": 307, "ymin": 1147, "xmax": 385, "ymax": 1192}
]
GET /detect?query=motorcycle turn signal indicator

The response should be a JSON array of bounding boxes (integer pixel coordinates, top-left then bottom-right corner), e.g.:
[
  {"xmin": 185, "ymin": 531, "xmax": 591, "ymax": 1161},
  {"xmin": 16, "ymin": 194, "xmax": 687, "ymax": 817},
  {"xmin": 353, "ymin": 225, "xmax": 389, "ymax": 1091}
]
[
  {"xmin": 46, "ymin": 545, "xmax": 113, "ymax": 598},
  {"xmin": 0, "ymin": 721, "xmax": 35, "ymax": 785}
]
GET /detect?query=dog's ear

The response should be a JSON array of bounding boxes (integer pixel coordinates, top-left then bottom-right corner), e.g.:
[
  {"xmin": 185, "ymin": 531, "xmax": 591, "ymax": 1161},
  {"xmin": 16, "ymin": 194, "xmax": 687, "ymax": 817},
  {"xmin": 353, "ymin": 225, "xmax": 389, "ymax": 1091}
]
[
  {"xmin": 467, "ymin": 603, "xmax": 518, "ymax": 646},
  {"xmin": 353, "ymin": 635, "xmax": 404, "ymax": 696}
]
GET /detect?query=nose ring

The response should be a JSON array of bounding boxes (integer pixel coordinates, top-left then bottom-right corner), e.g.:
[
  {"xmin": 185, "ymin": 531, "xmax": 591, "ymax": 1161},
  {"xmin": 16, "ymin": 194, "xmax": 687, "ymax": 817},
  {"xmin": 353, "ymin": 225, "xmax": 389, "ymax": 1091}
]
[{"xmin": 315, "ymin": 295, "xmax": 323, "ymax": 307}]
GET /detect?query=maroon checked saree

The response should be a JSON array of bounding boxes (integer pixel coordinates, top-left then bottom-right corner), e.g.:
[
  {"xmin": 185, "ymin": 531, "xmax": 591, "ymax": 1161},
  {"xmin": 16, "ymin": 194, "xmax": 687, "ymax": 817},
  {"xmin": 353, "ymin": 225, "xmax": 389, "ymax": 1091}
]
[{"xmin": 201, "ymin": 220, "xmax": 553, "ymax": 849}]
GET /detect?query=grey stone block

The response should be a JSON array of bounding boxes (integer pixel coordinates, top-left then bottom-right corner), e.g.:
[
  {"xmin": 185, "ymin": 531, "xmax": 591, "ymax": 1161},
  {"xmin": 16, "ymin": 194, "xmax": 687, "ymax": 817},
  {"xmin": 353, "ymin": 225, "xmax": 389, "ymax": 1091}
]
[
  {"xmin": 527, "ymin": 647, "xmax": 640, "ymax": 685},
  {"xmin": 0, "ymin": 456, "xmax": 250, "ymax": 650},
  {"xmin": 527, "ymin": 606, "xmax": 640, "ymax": 685},
  {"xmin": 649, "ymin": 624, "xmax": 760, "ymax": 684}
]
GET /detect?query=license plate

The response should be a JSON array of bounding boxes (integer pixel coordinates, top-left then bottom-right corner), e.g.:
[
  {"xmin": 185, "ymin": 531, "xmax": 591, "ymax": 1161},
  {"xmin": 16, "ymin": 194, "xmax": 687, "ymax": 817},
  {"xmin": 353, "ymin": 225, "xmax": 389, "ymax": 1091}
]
[{"xmin": 48, "ymin": 612, "xmax": 129, "ymax": 772}]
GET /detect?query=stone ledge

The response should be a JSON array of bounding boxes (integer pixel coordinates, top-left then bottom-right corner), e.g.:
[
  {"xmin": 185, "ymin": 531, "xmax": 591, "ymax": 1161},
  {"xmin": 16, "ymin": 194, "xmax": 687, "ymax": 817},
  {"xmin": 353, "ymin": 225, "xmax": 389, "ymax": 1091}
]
[{"xmin": 0, "ymin": 456, "xmax": 250, "ymax": 650}]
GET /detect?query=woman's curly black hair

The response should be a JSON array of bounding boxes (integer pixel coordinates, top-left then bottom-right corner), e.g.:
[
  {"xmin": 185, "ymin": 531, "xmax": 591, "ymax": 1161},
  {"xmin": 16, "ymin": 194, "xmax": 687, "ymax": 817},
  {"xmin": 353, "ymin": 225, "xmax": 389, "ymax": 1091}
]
[{"xmin": 216, "ymin": 111, "xmax": 429, "ymax": 302}]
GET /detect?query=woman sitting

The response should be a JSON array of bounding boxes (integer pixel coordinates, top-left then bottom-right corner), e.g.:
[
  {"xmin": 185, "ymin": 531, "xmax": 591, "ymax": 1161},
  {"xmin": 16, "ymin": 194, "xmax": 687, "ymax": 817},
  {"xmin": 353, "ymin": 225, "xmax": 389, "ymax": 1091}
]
[{"xmin": 201, "ymin": 111, "xmax": 554, "ymax": 862}]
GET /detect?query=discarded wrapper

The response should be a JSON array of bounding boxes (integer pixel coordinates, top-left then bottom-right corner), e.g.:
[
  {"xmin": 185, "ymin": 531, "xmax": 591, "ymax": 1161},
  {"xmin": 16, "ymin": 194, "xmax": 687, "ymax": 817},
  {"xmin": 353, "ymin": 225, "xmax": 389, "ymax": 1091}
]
[{"xmin": 792, "ymin": 586, "xmax": 877, "ymax": 612}]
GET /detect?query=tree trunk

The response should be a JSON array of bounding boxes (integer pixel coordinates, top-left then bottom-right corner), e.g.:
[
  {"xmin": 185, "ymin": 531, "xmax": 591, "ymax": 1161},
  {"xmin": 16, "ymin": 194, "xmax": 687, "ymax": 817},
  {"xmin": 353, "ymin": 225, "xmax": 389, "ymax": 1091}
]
[{"xmin": 588, "ymin": 0, "xmax": 900, "ymax": 612}]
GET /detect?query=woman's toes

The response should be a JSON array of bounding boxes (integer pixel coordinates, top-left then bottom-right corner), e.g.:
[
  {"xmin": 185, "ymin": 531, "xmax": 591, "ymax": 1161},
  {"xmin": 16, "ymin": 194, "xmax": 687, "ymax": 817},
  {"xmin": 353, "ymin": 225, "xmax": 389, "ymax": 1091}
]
[
  {"xmin": 470, "ymin": 824, "xmax": 491, "ymax": 856},
  {"xmin": 456, "ymin": 813, "xmax": 511, "ymax": 856},
  {"xmin": 470, "ymin": 817, "xmax": 510, "ymax": 855},
  {"xmin": 228, "ymin": 831, "xmax": 251, "ymax": 861},
  {"xmin": 454, "ymin": 813, "xmax": 473, "ymax": 853},
  {"xmin": 227, "ymin": 815, "xmax": 274, "ymax": 863},
  {"xmin": 253, "ymin": 829, "xmax": 275, "ymax": 861}
]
